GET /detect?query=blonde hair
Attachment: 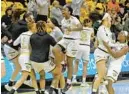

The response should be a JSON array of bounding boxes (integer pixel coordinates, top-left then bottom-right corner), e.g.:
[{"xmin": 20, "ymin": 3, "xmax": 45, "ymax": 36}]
[
  {"xmin": 36, "ymin": 21, "xmax": 47, "ymax": 32},
  {"xmin": 27, "ymin": 22, "xmax": 36, "ymax": 33}
]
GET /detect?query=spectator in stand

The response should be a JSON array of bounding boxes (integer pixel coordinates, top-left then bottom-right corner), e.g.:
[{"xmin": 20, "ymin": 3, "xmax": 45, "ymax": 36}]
[
  {"xmin": 110, "ymin": 8, "xmax": 118, "ymax": 24},
  {"xmin": 95, "ymin": 3, "xmax": 105, "ymax": 15},
  {"xmin": 107, "ymin": 0, "xmax": 120, "ymax": 13},
  {"xmin": 118, "ymin": 3, "xmax": 125, "ymax": 18},
  {"xmin": 50, "ymin": 0, "xmax": 63, "ymax": 26},
  {"xmin": 80, "ymin": 7, "xmax": 89, "ymax": 24},
  {"xmin": 123, "ymin": 13, "xmax": 129, "ymax": 32},
  {"xmin": 82, "ymin": 0, "xmax": 96, "ymax": 13},
  {"xmin": 27, "ymin": 0, "xmax": 37, "ymax": 20},
  {"xmin": 64, "ymin": 0, "xmax": 72, "ymax": 8},
  {"xmin": 124, "ymin": 0, "xmax": 129, "ymax": 14},
  {"xmin": 71, "ymin": 0, "xmax": 83, "ymax": 19},
  {"xmin": 111, "ymin": 15, "xmax": 123, "ymax": 41},
  {"xmin": 122, "ymin": 10, "xmax": 129, "ymax": 24},
  {"xmin": 35, "ymin": 0, "xmax": 50, "ymax": 22},
  {"xmin": 1, "ymin": 7, "xmax": 12, "ymax": 28}
]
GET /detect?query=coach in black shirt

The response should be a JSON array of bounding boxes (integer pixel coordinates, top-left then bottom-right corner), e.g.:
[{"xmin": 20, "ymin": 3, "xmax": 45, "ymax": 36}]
[{"xmin": 30, "ymin": 21, "xmax": 56, "ymax": 62}]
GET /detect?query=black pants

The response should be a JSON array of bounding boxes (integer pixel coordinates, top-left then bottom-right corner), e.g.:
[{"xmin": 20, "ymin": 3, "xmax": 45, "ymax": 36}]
[{"xmin": 36, "ymin": 15, "xmax": 48, "ymax": 22}]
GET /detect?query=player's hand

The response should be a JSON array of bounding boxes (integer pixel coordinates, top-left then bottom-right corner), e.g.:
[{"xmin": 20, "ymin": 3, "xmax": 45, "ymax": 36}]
[
  {"xmin": 67, "ymin": 27, "xmax": 72, "ymax": 32},
  {"xmin": 123, "ymin": 46, "xmax": 129, "ymax": 53},
  {"xmin": 8, "ymin": 39, "xmax": 13, "ymax": 44}
]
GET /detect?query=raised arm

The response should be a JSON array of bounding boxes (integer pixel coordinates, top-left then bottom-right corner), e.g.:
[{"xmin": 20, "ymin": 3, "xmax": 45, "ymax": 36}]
[
  {"xmin": 36, "ymin": 0, "xmax": 49, "ymax": 7},
  {"xmin": 13, "ymin": 35, "xmax": 21, "ymax": 46}
]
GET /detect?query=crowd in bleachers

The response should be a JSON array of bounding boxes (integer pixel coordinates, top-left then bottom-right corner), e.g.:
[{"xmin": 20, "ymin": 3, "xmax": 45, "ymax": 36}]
[{"xmin": 1, "ymin": 0, "xmax": 129, "ymax": 41}]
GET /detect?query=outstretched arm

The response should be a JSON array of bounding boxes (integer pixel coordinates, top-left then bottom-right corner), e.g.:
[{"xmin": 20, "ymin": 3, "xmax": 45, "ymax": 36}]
[
  {"xmin": 13, "ymin": 35, "xmax": 21, "ymax": 46},
  {"xmin": 103, "ymin": 41, "xmax": 129, "ymax": 58}
]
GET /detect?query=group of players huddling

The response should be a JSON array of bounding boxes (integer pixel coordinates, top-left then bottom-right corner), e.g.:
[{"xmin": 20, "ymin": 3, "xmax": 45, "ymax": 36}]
[{"xmin": 1, "ymin": 5, "xmax": 129, "ymax": 94}]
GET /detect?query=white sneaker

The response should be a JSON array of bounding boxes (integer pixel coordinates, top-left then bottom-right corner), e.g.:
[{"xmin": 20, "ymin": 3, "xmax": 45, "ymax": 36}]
[
  {"xmin": 5, "ymin": 84, "xmax": 12, "ymax": 91},
  {"xmin": 8, "ymin": 89, "xmax": 18, "ymax": 94},
  {"xmin": 80, "ymin": 82, "xmax": 90, "ymax": 87},
  {"xmin": 72, "ymin": 79, "xmax": 77, "ymax": 83},
  {"xmin": 99, "ymin": 85, "xmax": 108, "ymax": 94},
  {"xmin": 24, "ymin": 80, "xmax": 32, "ymax": 87},
  {"xmin": 44, "ymin": 90, "xmax": 49, "ymax": 94}
]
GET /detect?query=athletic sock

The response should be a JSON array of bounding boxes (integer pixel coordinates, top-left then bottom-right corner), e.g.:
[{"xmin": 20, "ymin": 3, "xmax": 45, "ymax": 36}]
[
  {"xmin": 12, "ymin": 87, "xmax": 17, "ymax": 91},
  {"xmin": 67, "ymin": 79, "xmax": 71, "ymax": 84},
  {"xmin": 35, "ymin": 88, "xmax": 39, "ymax": 92},
  {"xmin": 82, "ymin": 77, "xmax": 86, "ymax": 83},
  {"xmin": 40, "ymin": 88, "xmax": 45, "ymax": 93},
  {"xmin": 92, "ymin": 89, "xmax": 97, "ymax": 92},
  {"xmin": 73, "ymin": 75, "xmax": 76, "ymax": 80}
]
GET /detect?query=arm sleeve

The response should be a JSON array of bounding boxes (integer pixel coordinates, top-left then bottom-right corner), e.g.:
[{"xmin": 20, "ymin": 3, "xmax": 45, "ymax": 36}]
[
  {"xmin": 1, "ymin": 26, "xmax": 12, "ymax": 40},
  {"xmin": 13, "ymin": 35, "xmax": 21, "ymax": 46},
  {"xmin": 49, "ymin": 35, "xmax": 57, "ymax": 46}
]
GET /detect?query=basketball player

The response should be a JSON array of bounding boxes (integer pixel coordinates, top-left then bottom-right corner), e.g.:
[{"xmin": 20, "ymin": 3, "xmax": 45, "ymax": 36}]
[
  {"xmin": 4, "ymin": 10, "xmax": 28, "ymax": 90},
  {"xmin": 103, "ymin": 31, "xmax": 129, "ymax": 94},
  {"xmin": 8, "ymin": 13, "xmax": 40, "ymax": 94},
  {"xmin": 52, "ymin": 6, "xmax": 82, "ymax": 93},
  {"xmin": 30, "ymin": 21, "xmax": 65, "ymax": 94},
  {"xmin": 72, "ymin": 18, "xmax": 94, "ymax": 87},
  {"xmin": 92, "ymin": 13, "xmax": 114, "ymax": 94},
  {"xmin": 47, "ymin": 17, "xmax": 63, "ymax": 60}
]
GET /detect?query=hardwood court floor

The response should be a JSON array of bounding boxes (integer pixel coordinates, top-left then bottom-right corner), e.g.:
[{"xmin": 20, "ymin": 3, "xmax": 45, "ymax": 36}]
[
  {"xmin": 19, "ymin": 80, "xmax": 129, "ymax": 94},
  {"xmin": 2, "ymin": 80, "xmax": 129, "ymax": 94}
]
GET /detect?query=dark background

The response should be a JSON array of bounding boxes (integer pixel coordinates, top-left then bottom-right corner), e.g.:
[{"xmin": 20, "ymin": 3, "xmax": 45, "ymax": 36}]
[{"xmin": 2, "ymin": 0, "xmax": 66, "ymax": 7}]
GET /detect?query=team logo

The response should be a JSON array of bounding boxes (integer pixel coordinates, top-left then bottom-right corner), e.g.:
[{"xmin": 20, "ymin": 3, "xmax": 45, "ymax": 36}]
[
  {"xmin": 50, "ymin": 62, "xmax": 55, "ymax": 66},
  {"xmin": 72, "ymin": 51, "xmax": 76, "ymax": 55},
  {"xmin": 113, "ymin": 72, "xmax": 117, "ymax": 77},
  {"xmin": 25, "ymin": 63, "xmax": 31, "ymax": 71}
]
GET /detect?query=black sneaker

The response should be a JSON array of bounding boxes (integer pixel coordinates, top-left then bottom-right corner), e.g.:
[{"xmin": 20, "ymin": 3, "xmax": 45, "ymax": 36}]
[
  {"xmin": 8, "ymin": 81, "xmax": 15, "ymax": 86},
  {"xmin": 36, "ymin": 91, "xmax": 40, "ymax": 94},
  {"xmin": 62, "ymin": 83, "xmax": 72, "ymax": 93},
  {"xmin": 53, "ymin": 88, "xmax": 59, "ymax": 94},
  {"xmin": 48, "ymin": 87, "xmax": 54, "ymax": 94},
  {"xmin": 40, "ymin": 91, "xmax": 45, "ymax": 94},
  {"xmin": 61, "ymin": 89, "xmax": 65, "ymax": 94}
]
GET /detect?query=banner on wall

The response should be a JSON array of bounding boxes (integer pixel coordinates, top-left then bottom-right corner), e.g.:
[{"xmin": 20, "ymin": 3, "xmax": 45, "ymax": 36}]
[{"xmin": 1, "ymin": 53, "xmax": 129, "ymax": 83}]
